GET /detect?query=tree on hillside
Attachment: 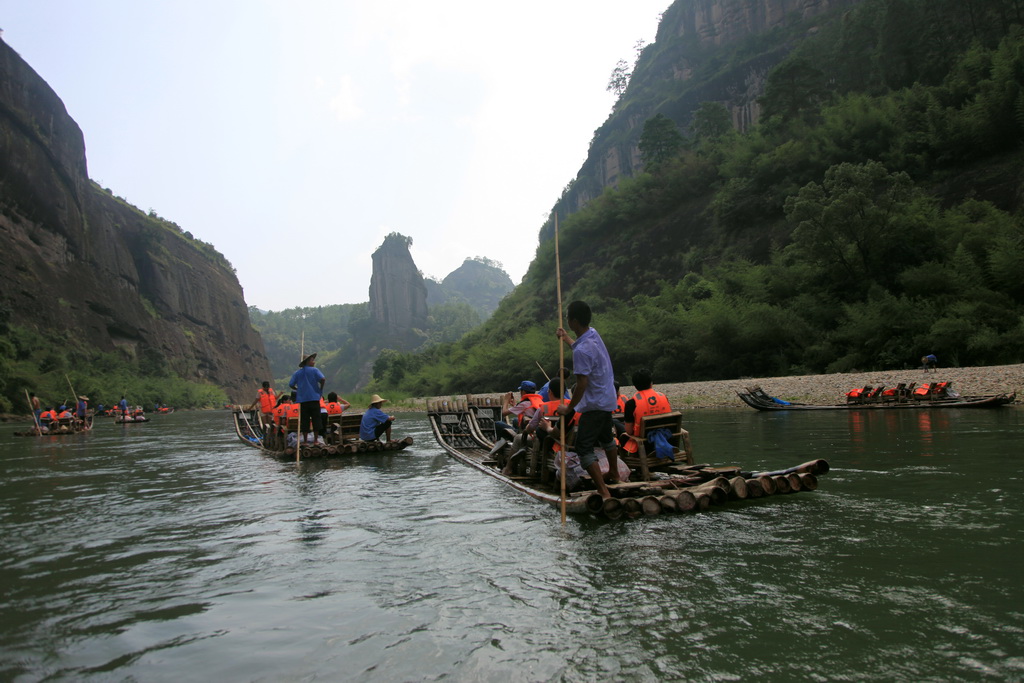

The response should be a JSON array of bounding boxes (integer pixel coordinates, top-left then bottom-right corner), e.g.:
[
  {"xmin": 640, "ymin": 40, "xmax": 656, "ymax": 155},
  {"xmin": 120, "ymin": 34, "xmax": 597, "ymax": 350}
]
[
  {"xmin": 607, "ymin": 59, "xmax": 631, "ymax": 97},
  {"xmin": 639, "ymin": 114, "xmax": 683, "ymax": 168},
  {"xmin": 691, "ymin": 102, "xmax": 733, "ymax": 141},
  {"xmin": 759, "ymin": 56, "xmax": 829, "ymax": 122}
]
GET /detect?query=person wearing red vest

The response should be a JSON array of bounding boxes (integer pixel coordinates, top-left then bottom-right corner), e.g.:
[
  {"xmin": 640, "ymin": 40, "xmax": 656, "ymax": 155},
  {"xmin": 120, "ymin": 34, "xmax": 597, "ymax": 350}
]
[
  {"xmin": 621, "ymin": 369, "xmax": 673, "ymax": 455},
  {"xmin": 324, "ymin": 391, "xmax": 350, "ymax": 415},
  {"xmin": 250, "ymin": 381, "xmax": 277, "ymax": 423}
]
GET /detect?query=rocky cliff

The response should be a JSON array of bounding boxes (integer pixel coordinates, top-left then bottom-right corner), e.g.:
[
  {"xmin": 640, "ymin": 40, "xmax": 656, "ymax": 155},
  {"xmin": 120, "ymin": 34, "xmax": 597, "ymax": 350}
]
[
  {"xmin": 368, "ymin": 233, "xmax": 429, "ymax": 335},
  {"xmin": 550, "ymin": 0, "xmax": 864, "ymax": 220},
  {"xmin": 0, "ymin": 38, "xmax": 269, "ymax": 400}
]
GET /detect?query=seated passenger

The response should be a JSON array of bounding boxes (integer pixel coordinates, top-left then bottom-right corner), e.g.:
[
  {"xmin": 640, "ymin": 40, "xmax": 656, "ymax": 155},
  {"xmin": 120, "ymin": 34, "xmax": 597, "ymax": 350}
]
[
  {"xmin": 360, "ymin": 394, "xmax": 395, "ymax": 442},
  {"xmin": 620, "ymin": 369, "xmax": 673, "ymax": 457},
  {"xmin": 493, "ymin": 381, "xmax": 544, "ymax": 444}
]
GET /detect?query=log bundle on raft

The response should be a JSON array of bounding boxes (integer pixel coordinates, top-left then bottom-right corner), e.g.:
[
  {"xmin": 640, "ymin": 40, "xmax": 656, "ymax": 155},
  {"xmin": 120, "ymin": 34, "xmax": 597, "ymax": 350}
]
[
  {"xmin": 281, "ymin": 436, "xmax": 414, "ymax": 459},
  {"xmin": 579, "ymin": 459, "xmax": 829, "ymax": 520},
  {"xmin": 427, "ymin": 395, "xmax": 830, "ymax": 520}
]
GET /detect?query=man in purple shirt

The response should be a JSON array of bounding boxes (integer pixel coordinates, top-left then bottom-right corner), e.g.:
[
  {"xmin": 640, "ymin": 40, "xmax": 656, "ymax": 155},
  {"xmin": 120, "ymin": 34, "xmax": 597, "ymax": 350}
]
[{"xmin": 555, "ymin": 300, "xmax": 621, "ymax": 499}]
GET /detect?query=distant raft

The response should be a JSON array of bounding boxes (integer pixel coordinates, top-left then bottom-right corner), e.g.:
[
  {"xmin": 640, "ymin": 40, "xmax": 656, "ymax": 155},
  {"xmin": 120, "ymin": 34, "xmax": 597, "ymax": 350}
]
[
  {"xmin": 13, "ymin": 414, "xmax": 93, "ymax": 436},
  {"xmin": 231, "ymin": 406, "xmax": 412, "ymax": 460},
  {"xmin": 427, "ymin": 395, "xmax": 828, "ymax": 520},
  {"xmin": 737, "ymin": 382, "xmax": 1015, "ymax": 411}
]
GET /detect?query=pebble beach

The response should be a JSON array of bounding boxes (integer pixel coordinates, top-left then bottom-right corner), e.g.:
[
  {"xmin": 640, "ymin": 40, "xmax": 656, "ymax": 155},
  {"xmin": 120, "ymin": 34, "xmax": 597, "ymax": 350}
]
[{"xmin": 406, "ymin": 363, "xmax": 1023, "ymax": 410}]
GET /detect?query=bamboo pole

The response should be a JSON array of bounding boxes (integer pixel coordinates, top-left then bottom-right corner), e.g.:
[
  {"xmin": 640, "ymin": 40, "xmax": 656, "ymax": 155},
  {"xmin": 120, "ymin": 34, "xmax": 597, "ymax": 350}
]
[
  {"xmin": 297, "ymin": 329, "xmax": 304, "ymax": 463},
  {"xmin": 555, "ymin": 213, "xmax": 567, "ymax": 525},
  {"xmin": 25, "ymin": 389, "xmax": 42, "ymax": 434},
  {"xmin": 535, "ymin": 361, "xmax": 551, "ymax": 383}
]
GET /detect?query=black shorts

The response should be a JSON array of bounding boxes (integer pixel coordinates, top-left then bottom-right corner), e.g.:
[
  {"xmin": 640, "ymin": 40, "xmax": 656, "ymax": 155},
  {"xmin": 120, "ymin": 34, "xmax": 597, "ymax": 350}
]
[
  {"xmin": 575, "ymin": 411, "xmax": 617, "ymax": 469},
  {"xmin": 299, "ymin": 400, "xmax": 321, "ymax": 433}
]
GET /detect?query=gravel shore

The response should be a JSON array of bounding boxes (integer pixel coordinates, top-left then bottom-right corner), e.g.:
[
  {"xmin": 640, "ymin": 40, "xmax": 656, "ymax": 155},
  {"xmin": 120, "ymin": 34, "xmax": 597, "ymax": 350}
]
[{"xmin": 404, "ymin": 363, "xmax": 1022, "ymax": 410}]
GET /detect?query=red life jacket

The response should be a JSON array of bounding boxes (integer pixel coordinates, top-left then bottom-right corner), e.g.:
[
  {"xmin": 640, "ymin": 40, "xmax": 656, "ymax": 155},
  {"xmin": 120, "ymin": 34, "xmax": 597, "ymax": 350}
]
[
  {"xmin": 258, "ymin": 388, "xmax": 276, "ymax": 413},
  {"xmin": 625, "ymin": 388, "xmax": 671, "ymax": 453}
]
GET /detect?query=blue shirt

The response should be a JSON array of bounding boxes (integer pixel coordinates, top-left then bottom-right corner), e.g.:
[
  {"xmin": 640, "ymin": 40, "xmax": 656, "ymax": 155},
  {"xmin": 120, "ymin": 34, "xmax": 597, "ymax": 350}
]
[
  {"xmin": 359, "ymin": 407, "xmax": 391, "ymax": 440},
  {"xmin": 289, "ymin": 366, "xmax": 325, "ymax": 403},
  {"xmin": 570, "ymin": 327, "xmax": 617, "ymax": 413}
]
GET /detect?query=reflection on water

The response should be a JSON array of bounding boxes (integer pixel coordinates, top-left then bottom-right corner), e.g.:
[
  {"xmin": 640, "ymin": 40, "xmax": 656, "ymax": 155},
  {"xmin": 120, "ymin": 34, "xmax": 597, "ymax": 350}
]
[{"xmin": 1, "ymin": 407, "xmax": 1021, "ymax": 680}]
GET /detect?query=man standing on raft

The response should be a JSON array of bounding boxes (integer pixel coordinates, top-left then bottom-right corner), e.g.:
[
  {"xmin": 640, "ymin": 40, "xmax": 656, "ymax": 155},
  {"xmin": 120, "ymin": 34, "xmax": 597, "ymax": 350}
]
[
  {"xmin": 555, "ymin": 300, "xmax": 621, "ymax": 500},
  {"xmin": 290, "ymin": 353, "xmax": 325, "ymax": 446}
]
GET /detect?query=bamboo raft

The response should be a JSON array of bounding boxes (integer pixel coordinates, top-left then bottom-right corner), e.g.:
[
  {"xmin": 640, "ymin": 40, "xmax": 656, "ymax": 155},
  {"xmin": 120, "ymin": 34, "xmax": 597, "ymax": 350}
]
[
  {"xmin": 427, "ymin": 396, "xmax": 828, "ymax": 520},
  {"xmin": 13, "ymin": 414, "xmax": 94, "ymax": 436},
  {"xmin": 231, "ymin": 406, "xmax": 413, "ymax": 460},
  {"xmin": 738, "ymin": 383, "xmax": 1015, "ymax": 411}
]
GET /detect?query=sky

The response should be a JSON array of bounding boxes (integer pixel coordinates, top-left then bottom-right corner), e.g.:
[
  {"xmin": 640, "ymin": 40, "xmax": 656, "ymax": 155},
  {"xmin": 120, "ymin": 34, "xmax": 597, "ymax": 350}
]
[{"xmin": 2, "ymin": 0, "xmax": 669, "ymax": 311}]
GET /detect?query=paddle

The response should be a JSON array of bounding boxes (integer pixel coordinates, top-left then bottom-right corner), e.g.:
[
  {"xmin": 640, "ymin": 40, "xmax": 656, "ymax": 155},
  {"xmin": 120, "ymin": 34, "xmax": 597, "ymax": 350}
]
[{"xmin": 555, "ymin": 213, "xmax": 567, "ymax": 525}]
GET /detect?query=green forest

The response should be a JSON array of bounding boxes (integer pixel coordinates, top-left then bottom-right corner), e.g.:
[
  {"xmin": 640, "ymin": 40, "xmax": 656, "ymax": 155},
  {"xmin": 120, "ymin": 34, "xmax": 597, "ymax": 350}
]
[
  {"xmin": 0, "ymin": 310, "xmax": 227, "ymax": 413},
  {"xmin": 366, "ymin": 0, "xmax": 1024, "ymax": 397}
]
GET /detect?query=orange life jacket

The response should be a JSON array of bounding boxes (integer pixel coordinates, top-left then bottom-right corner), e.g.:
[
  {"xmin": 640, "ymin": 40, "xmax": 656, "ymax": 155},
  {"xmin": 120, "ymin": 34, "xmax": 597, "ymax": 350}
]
[
  {"xmin": 914, "ymin": 383, "xmax": 932, "ymax": 397},
  {"xmin": 258, "ymin": 388, "xmax": 276, "ymax": 413},
  {"xmin": 273, "ymin": 403, "xmax": 290, "ymax": 425},
  {"xmin": 515, "ymin": 393, "xmax": 545, "ymax": 427},
  {"xmin": 57, "ymin": 410, "xmax": 72, "ymax": 420},
  {"xmin": 615, "ymin": 395, "xmax": 627, "ymax": 414},
  {"xmin": 286, "ymin": 403, "xmax": 300, "ymax": 420},
  {"xmin": 624, "ymin": 388, "xmax": 671, "ymax": 453},
  {"xmin": 41, "ymin": 410, "xmax": 57, "ymax": 422},
  {"xmin": 325, "ymin": 401, "xmax": 345, "ymax": 415}
]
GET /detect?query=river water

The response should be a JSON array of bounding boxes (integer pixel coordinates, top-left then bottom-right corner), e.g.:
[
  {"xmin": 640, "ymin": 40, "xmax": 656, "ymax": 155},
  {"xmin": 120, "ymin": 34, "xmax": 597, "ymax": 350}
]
[{"xmin": 1, "ymin": 407, "xmax": 1021, "ymax": 681}]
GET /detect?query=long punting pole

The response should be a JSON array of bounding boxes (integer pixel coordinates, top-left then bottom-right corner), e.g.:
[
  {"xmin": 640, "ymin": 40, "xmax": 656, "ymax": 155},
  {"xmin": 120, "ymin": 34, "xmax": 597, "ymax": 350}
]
[
  {"xmin": 297, "ymin": 329, "xmax": 305, "ymax": 463},
  {"xmin": 535, "ymin": 360, "xmax": 551, "ymax": 383},
  {"xmin": 555, "ymin": 213, "xmax": 567, "ymax": 525},
  {"xmin": 65, "ymin": 374, "xmax": 85, "ymax": 430},
  {"xmin": 25, "ymin": 389, "xmax": 41, "ymax": 433}
]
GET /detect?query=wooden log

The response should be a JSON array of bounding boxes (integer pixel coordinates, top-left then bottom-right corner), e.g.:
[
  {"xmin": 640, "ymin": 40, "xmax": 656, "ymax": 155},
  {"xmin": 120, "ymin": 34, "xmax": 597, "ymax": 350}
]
[
  {"xmin": 728, "ymin": 476, "xmax": 749, "ymax": 499},
  {"xmin": 357, "ymin": 441, "xmax": 368, "ymax": 452},
  {"xmin": 583, "ymin": 493, "xmax": 604, "ymax": 514},
  {"xmin": 745, "ymin": 478, "xmax": 764, "ymax": 498},
  {"xmin": 640, "ymin": 496, "xmax": 662, "ymax": 516},
  {"xmin": 798, "ymin": 472, "xmax": 818, "ymax": 490},
  {"xmin": 326, "ymin": 446, "xmax": 338, "ymax": 456},
  {"xmin": 693, "ymin": 493, "xmax": 711, "ymax": 511},
  {"xmin": 658, "ymin": 495, "xmax": 678, "ymax": 513},
  {"xmin": 786, "ymin": 473, "xmax": 802, "ymax": 492},
  {"xmin": 622, "ymin": 498, "xmax": 643, "ymax": 518},
  {"xmin": 772, "ymin": 475, "xmax": 791, "ymax": 494},
  {"xmin": 602, "ymin": 497, "xmax": 623, "ymax": 519},
  {"xmin": 756, "ymin": 475, "xmax": 777, "ymax": 495},
  {"xmin": 674, "ymin": 490, "xmax": 698, "ymax": 512}
]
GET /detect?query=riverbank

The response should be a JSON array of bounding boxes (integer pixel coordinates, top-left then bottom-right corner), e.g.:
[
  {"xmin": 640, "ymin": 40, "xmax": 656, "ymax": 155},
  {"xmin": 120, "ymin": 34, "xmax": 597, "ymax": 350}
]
[{"xmin": 400, "ymin": 363, "xmax": 1023, "ymax": 410}]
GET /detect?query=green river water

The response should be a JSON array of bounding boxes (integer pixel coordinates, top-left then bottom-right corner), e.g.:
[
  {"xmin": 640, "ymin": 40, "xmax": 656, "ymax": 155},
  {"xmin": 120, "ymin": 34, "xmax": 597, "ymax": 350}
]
[{"xmin": 1, "ymin": 407, "xmax": 1021, "ymax": 681}]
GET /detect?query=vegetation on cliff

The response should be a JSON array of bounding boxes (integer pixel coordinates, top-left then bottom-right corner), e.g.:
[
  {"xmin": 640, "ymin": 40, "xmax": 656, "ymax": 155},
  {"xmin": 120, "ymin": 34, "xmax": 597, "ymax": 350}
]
[{"xmin": 367, "ymin": 0, "xmax": 1024, "ymax": 396}]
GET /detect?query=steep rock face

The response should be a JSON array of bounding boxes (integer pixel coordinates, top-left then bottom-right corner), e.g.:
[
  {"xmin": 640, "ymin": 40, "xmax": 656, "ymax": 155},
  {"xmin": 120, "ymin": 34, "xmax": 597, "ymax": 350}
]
[
  {"xmin": 660, "ymin": 0, "xmax": 852, "ymax": 46},
  {"xmin": 0, "ymin": 38, "xmax": 270, "ymax": 400},
  {"xmin": 551, "ymin": 0, "xmax": 863, "ymax": 218},
  {"xmin": 368, "ymin": 235, "xmax": 428, "ymax": 334}
]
